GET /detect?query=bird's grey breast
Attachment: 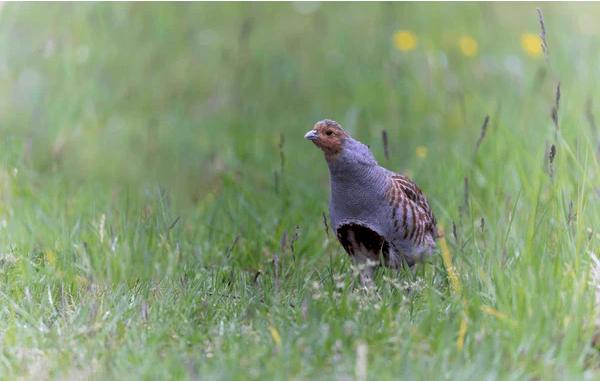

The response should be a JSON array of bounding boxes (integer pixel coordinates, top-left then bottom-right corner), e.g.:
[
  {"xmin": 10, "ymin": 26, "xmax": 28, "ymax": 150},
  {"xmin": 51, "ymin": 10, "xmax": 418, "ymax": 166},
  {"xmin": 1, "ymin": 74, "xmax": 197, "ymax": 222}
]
[{"xmin": 328, "ymin": 165, "xmax": 390, "ymax": 234}]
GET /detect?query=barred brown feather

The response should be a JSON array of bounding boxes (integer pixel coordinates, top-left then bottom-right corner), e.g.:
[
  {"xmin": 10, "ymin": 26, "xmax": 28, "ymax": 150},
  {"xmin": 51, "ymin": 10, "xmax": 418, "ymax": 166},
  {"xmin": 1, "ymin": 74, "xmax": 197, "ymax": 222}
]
[{"xmin": 386, "ymin": 174, "xmax": 438, "ymax": 246}]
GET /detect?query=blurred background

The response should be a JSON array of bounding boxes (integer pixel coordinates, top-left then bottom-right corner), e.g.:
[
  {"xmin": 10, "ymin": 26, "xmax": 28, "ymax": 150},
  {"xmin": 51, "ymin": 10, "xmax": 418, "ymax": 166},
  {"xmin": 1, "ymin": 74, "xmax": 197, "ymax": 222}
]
[{"xmin": 1, "ymin": 2, "xmax": 598, "ymax": 196}]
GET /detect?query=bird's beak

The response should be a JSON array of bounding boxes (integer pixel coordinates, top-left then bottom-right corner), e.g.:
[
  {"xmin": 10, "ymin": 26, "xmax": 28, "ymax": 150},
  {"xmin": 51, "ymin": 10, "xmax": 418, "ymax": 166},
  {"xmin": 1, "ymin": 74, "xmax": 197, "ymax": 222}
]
[{"xmin": 304, "ymin": 129, "xmax": 318, "ymax": 141}]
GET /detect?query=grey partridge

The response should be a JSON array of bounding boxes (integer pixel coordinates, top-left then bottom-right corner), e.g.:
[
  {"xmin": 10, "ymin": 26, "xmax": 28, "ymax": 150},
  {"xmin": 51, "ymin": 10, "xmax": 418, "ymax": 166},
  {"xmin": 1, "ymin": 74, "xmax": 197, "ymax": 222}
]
[{"xmin": 305, "ymin": 119, "xmax": 438, "ymax": 285}]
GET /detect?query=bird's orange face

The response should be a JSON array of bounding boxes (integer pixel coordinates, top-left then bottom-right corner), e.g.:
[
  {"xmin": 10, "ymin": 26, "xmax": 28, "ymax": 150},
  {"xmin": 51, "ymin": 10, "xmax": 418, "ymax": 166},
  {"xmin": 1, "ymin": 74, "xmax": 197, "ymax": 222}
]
[{"xmin": 304, "ymin": 119, "xmax": 348, "ymax": 158}]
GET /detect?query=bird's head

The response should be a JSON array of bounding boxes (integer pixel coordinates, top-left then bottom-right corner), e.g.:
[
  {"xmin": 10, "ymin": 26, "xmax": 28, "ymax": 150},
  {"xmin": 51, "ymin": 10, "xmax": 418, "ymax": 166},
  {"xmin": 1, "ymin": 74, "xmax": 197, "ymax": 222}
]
[
  {"xmin": 304, "ymin": 119, "xmax": 349, "ymax": 159},
  {"xmin": 305, "ymin": 119, "xmax": 377, "ymax": 168}
]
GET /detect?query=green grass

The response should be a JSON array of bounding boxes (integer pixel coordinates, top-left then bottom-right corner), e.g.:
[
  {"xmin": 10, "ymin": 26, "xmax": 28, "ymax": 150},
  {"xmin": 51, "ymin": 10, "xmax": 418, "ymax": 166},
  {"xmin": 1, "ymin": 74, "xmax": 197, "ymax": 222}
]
[{"xmin": 1, "ymin": 3, "xmax": 600, "ymax": 380}]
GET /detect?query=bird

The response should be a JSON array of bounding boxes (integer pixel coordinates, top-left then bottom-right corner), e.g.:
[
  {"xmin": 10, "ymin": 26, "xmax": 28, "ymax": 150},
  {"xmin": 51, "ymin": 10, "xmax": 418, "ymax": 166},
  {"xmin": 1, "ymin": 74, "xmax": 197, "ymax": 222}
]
[{"xmin": 305, "ymin": 119, "xmax": 438, "ymax": 286}]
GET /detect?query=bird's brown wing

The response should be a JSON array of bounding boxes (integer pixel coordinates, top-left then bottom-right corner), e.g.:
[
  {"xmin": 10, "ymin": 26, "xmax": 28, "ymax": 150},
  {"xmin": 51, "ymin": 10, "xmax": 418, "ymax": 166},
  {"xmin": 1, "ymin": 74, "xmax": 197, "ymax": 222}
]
[{"xmin": 386, "ymin": 174, "xmax": 438, "ymax": 245}]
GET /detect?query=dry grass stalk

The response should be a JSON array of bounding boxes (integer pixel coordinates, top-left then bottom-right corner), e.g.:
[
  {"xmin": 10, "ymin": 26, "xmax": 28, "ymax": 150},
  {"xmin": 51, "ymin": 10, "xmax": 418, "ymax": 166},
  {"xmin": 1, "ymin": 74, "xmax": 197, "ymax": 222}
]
[
  {"xmin": 225, "ymin": 235, "xmax": 240, "ymax": 258},
  {"xmin": 322, "ymin": 212, "xmax": 329, "ymax": 236},
  {"xmin": 461, "ymin": 177, "xmax": 470, "ymax": 215},
  {"xmin": 551, "ymin": 83, "xmax": 561, "ymax": 130},
  {"xmin": 290, "ymin": 225, "xmax": 300, "ymax": 261},
  {"xmin": 536, "ymin": 8, "xmax": 549, "ymax": 57},
  {"xmin": 381, "ymin": 129, "xmax": 389, "ymax": 161},
  {"xmin": 452, "ymin": 221, "xmax": 458, "ymax": 243},
  {"xmin": 547, "ymin": 143, "xmax": 557, "ymax": 178},
  {"xmin": 475, "ymin": 115, "xmax": 490, "ymax": 154},
  {"xmin": 279, "ymin": 133, "xmax": 285, "ymax": 174}
]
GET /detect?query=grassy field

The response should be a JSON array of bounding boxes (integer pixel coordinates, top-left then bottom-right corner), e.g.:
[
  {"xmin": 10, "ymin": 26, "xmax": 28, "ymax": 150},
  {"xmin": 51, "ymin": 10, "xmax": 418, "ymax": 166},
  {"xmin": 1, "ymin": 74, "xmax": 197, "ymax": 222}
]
[{"xmin": 1, "ymin": 3, "xmax": 600, "ymax": 380}]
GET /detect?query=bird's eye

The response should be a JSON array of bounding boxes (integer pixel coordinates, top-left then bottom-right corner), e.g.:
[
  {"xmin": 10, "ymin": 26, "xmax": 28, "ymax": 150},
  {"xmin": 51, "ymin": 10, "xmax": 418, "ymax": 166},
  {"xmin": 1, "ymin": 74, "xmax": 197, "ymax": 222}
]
[{"xmin": 326, "ymin": 130, "xmax": 333, "ymax": 136}]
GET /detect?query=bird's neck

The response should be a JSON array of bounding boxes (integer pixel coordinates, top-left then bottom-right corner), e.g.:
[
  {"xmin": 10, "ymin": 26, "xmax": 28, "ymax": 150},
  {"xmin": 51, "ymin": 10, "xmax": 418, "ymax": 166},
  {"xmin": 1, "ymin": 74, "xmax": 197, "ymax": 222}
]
[
  {"xmin": 326, "ymin": 146, "xmax": 387, "ymax": 196},
  {"xmin": 325, "ymin": 138, "xmax": 379, "ymax": 181},
  {"xmin": 327, "ymin": 157, "xmax": 379, "ymax": 185},
  {"xmin": 329, "ymin": 137, "xmax": 374, "ymax": 162}
]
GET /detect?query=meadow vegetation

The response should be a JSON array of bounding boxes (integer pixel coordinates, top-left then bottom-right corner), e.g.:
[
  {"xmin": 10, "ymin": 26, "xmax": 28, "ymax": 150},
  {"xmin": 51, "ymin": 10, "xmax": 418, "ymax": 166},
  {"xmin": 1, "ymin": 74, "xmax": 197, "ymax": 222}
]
[{"xmin": 1, "ymin": 3, "xmax": 600, "ymax": 379}]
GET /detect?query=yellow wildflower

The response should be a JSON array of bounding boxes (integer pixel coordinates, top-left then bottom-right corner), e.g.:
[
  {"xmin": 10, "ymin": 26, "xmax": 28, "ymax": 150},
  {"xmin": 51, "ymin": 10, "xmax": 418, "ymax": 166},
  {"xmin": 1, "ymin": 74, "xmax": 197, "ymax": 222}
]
[
  {"xmin": 458, "ymin": 35, "xmax": 478, "ymax": 57},
  {"xmin": 269, "ymin": 326, "xmax": 282, "ymax": 346},
  {"xmin": 45, "ymin": 249, "xmax": 56, "ymax": 267},
  {"xmin": 521, "ymin": 33, "xmax": 543, "ymax": 57},
  {"xmin": 415, "ymin": 145, "xmax": 428, "ymax": 159},
  {"xmin": 481, "ymin": 305, "xmax": 516, "ymax": 325},
  {"xmin": 481, "ymin": 305, "xmax": 508, "ymax": 320},
  {"xmin": 439, "ymin": 229, "xmax": 461, "ymax": 295},
  {"xmin": 393, "ymin": 30, "xmax": 417, "ymax": 52}
]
